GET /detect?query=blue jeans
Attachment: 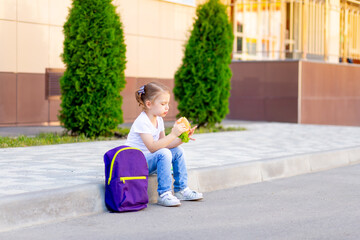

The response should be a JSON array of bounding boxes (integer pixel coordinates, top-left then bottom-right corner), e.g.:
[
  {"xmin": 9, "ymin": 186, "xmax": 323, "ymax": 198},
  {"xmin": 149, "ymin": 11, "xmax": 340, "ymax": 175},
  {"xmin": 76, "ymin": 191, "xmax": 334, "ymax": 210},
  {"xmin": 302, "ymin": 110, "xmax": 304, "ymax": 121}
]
[{"xmin": 145, "ymin": 146, "xmax": 188, "ymax": 195}]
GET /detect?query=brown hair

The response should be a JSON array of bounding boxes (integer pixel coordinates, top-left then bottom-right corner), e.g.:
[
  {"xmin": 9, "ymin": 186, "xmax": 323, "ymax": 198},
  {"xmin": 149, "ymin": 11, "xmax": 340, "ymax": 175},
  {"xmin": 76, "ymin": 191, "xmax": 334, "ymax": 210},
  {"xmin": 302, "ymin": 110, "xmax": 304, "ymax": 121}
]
[{"xmin": 135, "ymin": 82, "xmax": 170, "ymax": 110}]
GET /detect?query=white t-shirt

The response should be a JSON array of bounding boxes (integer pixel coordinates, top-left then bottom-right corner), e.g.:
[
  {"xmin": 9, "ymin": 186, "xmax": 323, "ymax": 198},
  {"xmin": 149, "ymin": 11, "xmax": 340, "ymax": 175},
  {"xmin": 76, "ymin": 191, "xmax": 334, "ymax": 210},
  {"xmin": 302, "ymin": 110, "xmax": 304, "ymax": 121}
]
[{"xmin": 125, "ymin": 111, "xmax": 165, "ymax": 154}]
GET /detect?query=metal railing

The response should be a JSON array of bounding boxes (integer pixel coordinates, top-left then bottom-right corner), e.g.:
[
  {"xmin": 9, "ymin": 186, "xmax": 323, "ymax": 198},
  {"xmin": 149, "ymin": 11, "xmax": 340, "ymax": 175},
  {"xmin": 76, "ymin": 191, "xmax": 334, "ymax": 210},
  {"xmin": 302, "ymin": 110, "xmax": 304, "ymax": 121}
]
[{"xmin": 228, "ymin": 0, "xmax": 360, "ymax": 63}]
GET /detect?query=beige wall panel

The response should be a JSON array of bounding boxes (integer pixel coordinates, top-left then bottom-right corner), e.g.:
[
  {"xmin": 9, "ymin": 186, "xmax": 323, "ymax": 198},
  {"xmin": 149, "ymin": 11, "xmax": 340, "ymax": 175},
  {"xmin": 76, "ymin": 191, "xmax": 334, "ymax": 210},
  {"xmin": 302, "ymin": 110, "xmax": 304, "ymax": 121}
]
[
  {"xmin": 0, "ymin": 20, "xmax": 16, "ymax": 72},
  {"xmin": 17, "ymin": 22, "xmax": 49, "ymax": 73},
  {"xmin": 139, "ymin": 0, "xmax": 160, "ymax": 37},
  {"xmin": 49, "ymin": 0, "xmax": 71, "ymax": 26},
  {"xmin": 124, "ymin": 35, "xmax": 138, "ymax": 77},
  {"xmin": 174, "ymin": 6, "xmax": 193, "ymax": 41},
  {"xmin": 115, "ymin": 0, "xmax": 139, "ymax": 35},
  {"xmin": 49, "ymin": 26, "xmax": 64, "ymax": 69},
  {"xmin": 159, "ymin": 39, "xmax": 175, "ymax": 79},
  {"xmin": 18, "ymin": 0, "xmax": 49, "ymax": 24},
  {"xmin": 173, "ymin": 40, "xmax": 185, "ymax": 71},
  {"xmin": 159, "ymin": 2, "xmax": 176, "ymax": 39},
  {"xmin": 196, "ymin": 0, "xmax": 208, "ymax": 4},
  {"xmin": 0, "ymin": 0, "xmax": 17, "ymax": 21},
  {"xmin": 138, "ymin": 36, "xmax": 160, "ymax": 78},
  {"xmin": 186, "ymin": 5, "xmax": 196, "ymax": 26}
]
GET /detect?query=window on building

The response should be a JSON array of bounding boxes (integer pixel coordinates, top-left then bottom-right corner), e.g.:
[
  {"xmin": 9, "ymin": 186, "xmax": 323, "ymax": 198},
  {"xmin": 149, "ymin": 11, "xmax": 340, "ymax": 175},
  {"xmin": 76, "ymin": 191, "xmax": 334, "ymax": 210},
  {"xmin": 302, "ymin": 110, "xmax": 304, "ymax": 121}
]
[
  {"xmin": 229, "ymin": 0, "xmax": 360, "ymax": 63},
  {"xmin": 340, "ymin": 1, "xmax": 360, "ymax": 63}
]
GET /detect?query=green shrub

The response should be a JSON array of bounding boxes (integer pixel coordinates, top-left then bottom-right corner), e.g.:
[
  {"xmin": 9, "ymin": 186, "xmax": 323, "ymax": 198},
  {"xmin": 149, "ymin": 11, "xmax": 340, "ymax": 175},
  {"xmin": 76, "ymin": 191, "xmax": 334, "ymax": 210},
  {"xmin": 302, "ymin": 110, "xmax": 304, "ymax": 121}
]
[
  {"xmin": 174, "ymin": 0, "xmax": 234, "ymax": 128},
  {"xmin": 60, "ymin": 0, "xmax": 126, "ymax": 137}
]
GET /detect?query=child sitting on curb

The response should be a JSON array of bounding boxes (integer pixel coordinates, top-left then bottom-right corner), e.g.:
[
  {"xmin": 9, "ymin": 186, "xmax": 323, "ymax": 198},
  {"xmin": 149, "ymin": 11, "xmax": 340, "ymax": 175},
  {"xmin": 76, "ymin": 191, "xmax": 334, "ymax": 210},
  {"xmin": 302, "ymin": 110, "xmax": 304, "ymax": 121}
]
[{"xmin": 125, "ymin": 82, "xmax": 203, "ymax": 207}]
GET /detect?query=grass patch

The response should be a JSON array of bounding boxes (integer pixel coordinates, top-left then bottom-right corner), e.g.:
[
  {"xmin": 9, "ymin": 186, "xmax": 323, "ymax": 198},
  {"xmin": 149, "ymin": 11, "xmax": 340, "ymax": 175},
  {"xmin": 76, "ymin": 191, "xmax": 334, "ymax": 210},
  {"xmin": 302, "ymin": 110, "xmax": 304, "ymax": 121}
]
[
  {"xmin": 0, "ymin": 125, "xmax": 245, "ymax": 148},
  {"xmin": 0, "ymin": 133, "xmax": 90, "ymax": 148},
  {"xmin": 0, "ymin": 128, "xmax": 130, "ymax": 148},
  {"xmin": 165, "ymin": 125, "xmax": 246, "ymax": 135}
]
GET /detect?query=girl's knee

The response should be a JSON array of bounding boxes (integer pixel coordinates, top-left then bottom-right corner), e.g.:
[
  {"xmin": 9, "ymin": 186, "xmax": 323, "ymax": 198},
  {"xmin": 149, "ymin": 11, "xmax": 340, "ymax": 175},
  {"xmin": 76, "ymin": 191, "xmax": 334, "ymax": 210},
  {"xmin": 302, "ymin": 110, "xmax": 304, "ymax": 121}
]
[
  {"xmin": 171, "ymin": 146, "xmax": 184, "ymax": 157},
  {"xmin": 176, "ymin": 146, "xmax": 184, "ymax": 154},
  {"xmin": 156, "ymin": 148, "xmax": 172, "ymax": 161}
]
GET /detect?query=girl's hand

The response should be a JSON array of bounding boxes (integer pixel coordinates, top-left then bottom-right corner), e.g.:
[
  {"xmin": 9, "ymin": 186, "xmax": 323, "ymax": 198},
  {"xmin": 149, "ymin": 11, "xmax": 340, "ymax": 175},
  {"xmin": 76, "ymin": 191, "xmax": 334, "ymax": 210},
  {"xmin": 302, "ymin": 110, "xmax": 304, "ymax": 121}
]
[
  {"xmin": 171, "ymin": 122, "xmax": 187, "ymax": 137},
  {"xmin": 188, "ymin": 126, "xmax": 197, "ymax": 141}
]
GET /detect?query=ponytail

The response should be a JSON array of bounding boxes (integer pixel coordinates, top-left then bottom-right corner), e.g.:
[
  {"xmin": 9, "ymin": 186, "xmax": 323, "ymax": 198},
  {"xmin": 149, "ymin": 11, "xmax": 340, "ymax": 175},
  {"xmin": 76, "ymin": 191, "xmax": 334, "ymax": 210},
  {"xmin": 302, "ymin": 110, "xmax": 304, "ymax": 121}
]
[{"xmin": 135, "ymin": 85, "xmax": 146, "ymax": 109}]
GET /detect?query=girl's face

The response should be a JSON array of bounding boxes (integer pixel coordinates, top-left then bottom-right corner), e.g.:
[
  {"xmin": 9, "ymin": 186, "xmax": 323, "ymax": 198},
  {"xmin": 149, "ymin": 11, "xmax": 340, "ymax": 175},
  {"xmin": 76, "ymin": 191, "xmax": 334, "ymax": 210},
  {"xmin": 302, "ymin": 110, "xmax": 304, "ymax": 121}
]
[{"xmin": 146, "ymin": 92, "xmax": 170, "ymax": 117}]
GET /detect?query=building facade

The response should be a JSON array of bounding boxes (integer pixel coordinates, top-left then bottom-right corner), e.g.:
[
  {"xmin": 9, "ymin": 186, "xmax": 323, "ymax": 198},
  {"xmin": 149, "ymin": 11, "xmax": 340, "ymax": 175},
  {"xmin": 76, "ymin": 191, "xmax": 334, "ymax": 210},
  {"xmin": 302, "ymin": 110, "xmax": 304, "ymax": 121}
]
[
  {"xmin": 0, "ymin": 0, "xmax": 199, "ymax": 126},
  {"xmin": 0, "ymin": 0, "xmax": 360, "ymax": 126},
  {"xmin": 227, "ymin": 0, "xmax": 360, "ymax": 126},
  {"xmin": 230, "ymin": 0, "xmax": 360, "ymax": 63}
]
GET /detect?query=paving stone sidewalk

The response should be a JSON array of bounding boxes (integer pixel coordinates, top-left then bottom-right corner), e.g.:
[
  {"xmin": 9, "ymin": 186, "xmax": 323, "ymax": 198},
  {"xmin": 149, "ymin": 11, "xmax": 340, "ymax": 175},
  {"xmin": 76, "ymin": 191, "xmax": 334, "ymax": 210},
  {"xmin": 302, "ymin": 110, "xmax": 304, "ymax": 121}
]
[
  {"xmin": 1, "ymin": 121, "xmax": 360, "ymax": 198},
  {"xmin": 1, "ymin": 121, "xmax": 360, "ymax": 232}
]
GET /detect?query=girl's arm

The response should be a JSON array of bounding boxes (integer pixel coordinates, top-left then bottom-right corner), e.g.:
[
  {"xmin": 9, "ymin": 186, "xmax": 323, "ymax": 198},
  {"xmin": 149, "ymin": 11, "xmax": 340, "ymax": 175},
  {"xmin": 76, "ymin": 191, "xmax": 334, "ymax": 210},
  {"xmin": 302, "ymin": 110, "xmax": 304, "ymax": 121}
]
[
  {"xmin": 166, "ymin": 125, "xmax": 197, "ymax": 149},
  {"xmin": 140, "ymin": 123, "xmax": 186, "ymax": 153},
  {"xmin": 166, "ymin": 136, "xmax": 183, "ymax": 149}
]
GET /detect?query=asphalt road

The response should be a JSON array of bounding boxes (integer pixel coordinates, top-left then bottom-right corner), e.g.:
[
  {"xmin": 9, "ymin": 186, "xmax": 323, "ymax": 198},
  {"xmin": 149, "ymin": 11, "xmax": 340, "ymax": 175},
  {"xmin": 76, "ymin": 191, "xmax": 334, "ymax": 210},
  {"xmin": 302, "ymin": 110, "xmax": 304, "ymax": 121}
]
[{"xmin": 1, "ymin": 164, "xmax": 360, "ymax": 240}]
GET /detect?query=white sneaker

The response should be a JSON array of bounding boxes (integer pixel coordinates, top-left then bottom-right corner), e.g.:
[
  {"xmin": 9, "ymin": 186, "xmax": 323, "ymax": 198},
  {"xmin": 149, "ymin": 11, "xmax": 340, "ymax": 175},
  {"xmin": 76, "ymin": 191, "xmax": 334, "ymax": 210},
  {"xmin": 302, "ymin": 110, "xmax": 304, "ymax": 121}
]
[
  {"xmin": 175, "ymin": 187, "xmax": 203, "ymax": 201},
  {"xmin": 157, "ymin": 191, "xmax": 181, "ymax": 207}
]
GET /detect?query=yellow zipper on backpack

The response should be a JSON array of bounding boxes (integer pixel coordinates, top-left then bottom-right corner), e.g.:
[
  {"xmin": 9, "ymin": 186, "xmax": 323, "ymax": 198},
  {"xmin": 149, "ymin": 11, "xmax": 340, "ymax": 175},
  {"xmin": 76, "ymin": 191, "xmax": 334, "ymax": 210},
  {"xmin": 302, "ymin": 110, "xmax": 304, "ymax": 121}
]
[
  {"xmin": 120, "ymin": 176, "xmax": 147, "ymax": 184},
  {"xmin": 107, "ymin": 147, "xmax": 141, "ymax": 185}
]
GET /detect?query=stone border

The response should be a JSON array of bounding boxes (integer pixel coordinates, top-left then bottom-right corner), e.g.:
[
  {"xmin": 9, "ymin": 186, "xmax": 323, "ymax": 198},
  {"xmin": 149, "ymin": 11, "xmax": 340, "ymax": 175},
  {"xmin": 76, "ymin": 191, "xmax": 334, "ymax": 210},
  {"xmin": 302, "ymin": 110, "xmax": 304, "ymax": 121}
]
[{"xmin": 1, "ymin": 147, "xmax": 359, "ymax": 232}]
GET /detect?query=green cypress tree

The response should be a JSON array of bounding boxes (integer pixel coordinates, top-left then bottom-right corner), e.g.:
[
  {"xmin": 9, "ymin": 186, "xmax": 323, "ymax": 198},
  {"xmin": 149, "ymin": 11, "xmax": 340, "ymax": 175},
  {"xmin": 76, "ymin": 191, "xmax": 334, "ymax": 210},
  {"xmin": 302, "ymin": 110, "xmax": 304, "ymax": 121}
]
[
  {"xmin": 174, "ymin": 0, "xmax": 234, "ymax": 128},
  {"xmin": 60, "ymin": 0, "xmax": 126, "ymax": 137}
]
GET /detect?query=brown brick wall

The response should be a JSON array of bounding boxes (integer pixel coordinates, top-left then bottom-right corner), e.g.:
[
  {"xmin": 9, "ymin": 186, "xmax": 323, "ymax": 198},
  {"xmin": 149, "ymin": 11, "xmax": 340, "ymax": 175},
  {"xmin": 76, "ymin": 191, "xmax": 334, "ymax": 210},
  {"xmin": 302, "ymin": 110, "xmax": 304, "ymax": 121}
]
[
  {"xmin": 0, "ymin": 73, "xmax": 17, "ymax": 124},
  {"xmin": 228, "ymin": 61, "xmax": 299, "ymax": 122},
  {"xmin": 2, "ymin": 61, "xmax": 360, "ymax": 126},
  {"xmin": 300, "ymin": 61, "xmax": 360, "ymax": 126},
  {"xmin": 228, "ymin": 60, "xmax": 360, "ymax": 126},
  {"xmin": 0, "ymin": 72, "xmax": 177, "ymax": 126}
]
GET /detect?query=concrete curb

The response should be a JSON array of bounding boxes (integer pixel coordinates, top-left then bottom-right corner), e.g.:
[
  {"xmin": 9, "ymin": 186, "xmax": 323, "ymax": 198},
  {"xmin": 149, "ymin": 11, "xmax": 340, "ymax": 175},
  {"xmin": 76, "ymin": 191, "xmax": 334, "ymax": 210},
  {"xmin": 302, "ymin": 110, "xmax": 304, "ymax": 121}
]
[
  {"xmin": 1, "ymin": 146, "xmax": 360, "ymax": 232},
  {"xmin": 190, "ymin": 146, "xmax": 360, "ymax": 193},
  {"xmin": 0, "ymin": 183, "xmax": 106, "ymax": 232}
]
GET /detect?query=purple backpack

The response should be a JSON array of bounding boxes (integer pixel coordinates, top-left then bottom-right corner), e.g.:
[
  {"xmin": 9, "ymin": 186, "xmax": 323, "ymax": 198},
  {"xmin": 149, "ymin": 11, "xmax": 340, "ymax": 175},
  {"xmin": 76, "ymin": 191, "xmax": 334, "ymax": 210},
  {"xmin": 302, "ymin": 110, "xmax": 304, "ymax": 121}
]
[{"xmin": 104, "ymin": 145, "xmax": 149, "ymax": 212}]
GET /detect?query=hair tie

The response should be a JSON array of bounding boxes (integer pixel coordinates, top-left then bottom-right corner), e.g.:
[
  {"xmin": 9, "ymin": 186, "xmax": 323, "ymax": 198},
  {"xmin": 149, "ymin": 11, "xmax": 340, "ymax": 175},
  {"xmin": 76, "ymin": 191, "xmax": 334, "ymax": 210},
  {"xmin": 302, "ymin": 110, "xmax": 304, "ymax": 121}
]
[{"xmin": 138, "ymin": 85, "xmax": 145, "ymax": 95}]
